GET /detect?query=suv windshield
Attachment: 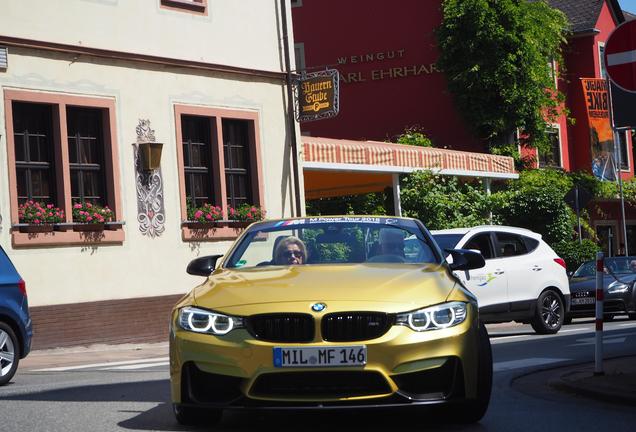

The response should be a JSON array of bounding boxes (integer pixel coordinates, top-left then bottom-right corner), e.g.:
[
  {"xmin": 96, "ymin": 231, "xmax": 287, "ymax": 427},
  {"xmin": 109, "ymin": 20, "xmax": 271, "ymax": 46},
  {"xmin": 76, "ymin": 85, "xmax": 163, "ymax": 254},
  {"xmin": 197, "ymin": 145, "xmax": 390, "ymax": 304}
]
[{"xmin": 225, "ymin": 217, "xmax": 440, "ymax": 268}]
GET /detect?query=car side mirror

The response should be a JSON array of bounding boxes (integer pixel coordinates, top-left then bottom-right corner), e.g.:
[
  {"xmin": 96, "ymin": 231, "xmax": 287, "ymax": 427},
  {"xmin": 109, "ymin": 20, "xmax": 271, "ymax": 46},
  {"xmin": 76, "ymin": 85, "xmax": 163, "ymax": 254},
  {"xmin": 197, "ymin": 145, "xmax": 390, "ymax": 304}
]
[
  {"xmin": 187, "ymin": 254, "xmax": 223, "ymax": 276},
  {"xmin": 447, "ymin": 249, "xmax": 485, "ymax": 271},
  {"xmin": 568, "ymin": 271, "xmax": 574, "ymax": 278}
]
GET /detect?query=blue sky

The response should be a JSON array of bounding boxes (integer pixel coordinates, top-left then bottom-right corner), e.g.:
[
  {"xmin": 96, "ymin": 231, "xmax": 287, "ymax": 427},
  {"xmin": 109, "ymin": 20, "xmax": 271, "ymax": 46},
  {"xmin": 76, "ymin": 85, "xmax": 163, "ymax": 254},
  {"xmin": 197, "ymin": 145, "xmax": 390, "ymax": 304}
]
[{"xmin": 619, "ymin": 0, "xmax": 636, "ymax": 14}]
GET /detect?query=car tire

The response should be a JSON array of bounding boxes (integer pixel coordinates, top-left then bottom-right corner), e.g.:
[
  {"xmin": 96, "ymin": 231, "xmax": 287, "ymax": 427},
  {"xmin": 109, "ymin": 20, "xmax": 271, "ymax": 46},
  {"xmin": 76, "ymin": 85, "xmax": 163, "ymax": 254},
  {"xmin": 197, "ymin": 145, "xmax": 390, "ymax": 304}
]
[
  {"xmin": 530, "ymin": 290, "xmax": 564, "ymax": 334},
  {"xmin": 603, "ymin": 314, "xmax": 615, "ymax": 322},
  {"xmin": 453, "ymin": 324, "xmax": 492, "ymax": 423},
  {"xmin": 173, "ymin": 404, "xmax": 222, "ymax": 426},
  {"xmin": 0, "ymin": 322, "xmax": 20, "ymax": 386}
]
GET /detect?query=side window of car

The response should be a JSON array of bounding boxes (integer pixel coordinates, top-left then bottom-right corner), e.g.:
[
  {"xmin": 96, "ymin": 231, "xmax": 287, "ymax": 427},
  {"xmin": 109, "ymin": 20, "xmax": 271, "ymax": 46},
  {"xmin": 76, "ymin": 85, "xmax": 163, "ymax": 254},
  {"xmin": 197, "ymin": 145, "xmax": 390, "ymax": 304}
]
[
  {"xmin": 495, "ymin": 232, "xmax": 529, "ymax": 257},
  {"xmin": 463, "ymin": 233, "xmax": 494, "ymax": 260},
  {"xmin": 522, "ymin": 236, "xmax": 540, "ymax": 253}
]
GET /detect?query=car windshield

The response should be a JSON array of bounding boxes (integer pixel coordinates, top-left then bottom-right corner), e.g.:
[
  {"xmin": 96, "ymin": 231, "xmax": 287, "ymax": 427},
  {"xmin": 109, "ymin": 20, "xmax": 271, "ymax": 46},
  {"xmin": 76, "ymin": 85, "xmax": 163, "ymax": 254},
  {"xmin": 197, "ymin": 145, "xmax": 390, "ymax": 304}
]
[
  {"xmin": 225, "ymin": 217, "xmax": 440, "ymax": 268},
  {"xmin": 574, "ymin": 256, "xmax": 636, "ymax": 277},
  {"xmin": 432, "ymin": 234, "xmax": 463, "ymax": 252}
]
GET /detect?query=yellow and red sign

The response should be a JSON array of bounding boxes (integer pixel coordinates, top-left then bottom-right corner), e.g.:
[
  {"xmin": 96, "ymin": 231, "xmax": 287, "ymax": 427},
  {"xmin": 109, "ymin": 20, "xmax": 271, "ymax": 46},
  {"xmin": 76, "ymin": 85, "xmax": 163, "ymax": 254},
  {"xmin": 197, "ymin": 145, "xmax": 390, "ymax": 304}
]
[
  {"xmin": 581, "ymin": 78, "xmax": 616, "ymax": 181},
  {"xmin": 296, "ymin": 69, "xmax": 340, "ymax": 122}
]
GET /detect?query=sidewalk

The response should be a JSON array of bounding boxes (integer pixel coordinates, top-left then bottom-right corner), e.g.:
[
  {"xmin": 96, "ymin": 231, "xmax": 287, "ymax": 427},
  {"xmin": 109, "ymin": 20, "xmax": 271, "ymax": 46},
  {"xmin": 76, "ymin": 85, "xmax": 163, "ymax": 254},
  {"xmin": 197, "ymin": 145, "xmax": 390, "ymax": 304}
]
[{"xmin": 550, "ymin": 355, "xmax": 636, "ymax": 406}]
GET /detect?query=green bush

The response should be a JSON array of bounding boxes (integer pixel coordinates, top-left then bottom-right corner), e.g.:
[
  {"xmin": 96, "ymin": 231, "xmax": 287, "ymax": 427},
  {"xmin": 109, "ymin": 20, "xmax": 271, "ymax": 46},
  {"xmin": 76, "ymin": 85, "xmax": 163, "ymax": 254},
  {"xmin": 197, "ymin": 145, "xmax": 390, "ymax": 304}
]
[{"xmin": 552, "ymin": 239, "xmax": 600, "ymax": 272}]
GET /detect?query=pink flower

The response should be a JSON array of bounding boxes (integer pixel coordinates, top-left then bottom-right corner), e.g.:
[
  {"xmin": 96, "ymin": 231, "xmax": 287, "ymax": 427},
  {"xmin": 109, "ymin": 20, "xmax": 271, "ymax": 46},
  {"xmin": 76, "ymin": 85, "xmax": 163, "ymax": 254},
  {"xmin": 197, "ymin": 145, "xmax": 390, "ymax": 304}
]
[
  {"xmin": 194, "ymin": 210, "xmax": 203, "ymax": 219},
  {"xmin": 36, "ymin": 212, "xmax": 41, "ymax": 217},
  {"xmin": 205, "ymin": 213, "xmax": 213, "ymax": 220},
  {"xmin": 86, "ymin": 216, "xmax": 93, "ymax": 222},
  {"xmin": 251, "ymin": 207, "xmax": 257, "ymax": 212},
  {"xmin": 230, "ymin": 208, "xmax": 235, "ymax": 215},
  {"xmin": 47, "ymin": 204, "xmax": 53, "ymax": 209},
  {"xmin": 74, "ymin": 203, "xmax": 82, "ymax": 209},
  {"xmin": 33, "ymin": 219, "xmax": 40, "ymax": 224}
]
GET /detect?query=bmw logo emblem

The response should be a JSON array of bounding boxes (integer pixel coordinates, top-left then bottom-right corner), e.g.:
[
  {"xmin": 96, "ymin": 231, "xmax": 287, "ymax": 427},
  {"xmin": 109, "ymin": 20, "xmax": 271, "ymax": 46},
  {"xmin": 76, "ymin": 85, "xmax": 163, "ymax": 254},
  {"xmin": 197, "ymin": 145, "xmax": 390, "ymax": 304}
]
[{"xmin": 311, "ymin": 302, "xmax": 327, "ymax": 312}]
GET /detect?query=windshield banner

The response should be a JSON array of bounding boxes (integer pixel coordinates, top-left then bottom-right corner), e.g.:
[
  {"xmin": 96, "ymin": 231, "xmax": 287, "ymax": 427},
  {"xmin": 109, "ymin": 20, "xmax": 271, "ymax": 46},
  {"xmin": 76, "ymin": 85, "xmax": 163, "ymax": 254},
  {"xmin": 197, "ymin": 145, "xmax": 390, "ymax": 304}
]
[{"xmin": 581, "ymin": 78, "xmax": 617, "ymax": 181}]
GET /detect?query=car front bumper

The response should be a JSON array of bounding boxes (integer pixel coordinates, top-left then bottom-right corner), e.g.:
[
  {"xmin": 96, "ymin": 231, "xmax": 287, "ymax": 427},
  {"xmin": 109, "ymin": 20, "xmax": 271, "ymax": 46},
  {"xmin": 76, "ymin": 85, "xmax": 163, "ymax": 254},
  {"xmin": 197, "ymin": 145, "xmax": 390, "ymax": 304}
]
[{"xmin": 169, "ymin": 307, "xmax": 481, "ymax": 410}]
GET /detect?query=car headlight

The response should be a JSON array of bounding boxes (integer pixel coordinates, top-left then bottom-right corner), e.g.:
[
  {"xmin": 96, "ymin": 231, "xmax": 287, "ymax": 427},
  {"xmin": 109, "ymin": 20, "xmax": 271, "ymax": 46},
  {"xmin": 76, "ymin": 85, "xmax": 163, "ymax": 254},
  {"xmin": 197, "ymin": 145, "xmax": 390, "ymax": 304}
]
[
  {"xmin": 178, "ymin": 306, "xmax": 244, "ymax": 335},
  {"xmin": 608, "ymin": 281, "xmax": 630, "ymax": 294},
  {"xmin": 396, "ymin": 301, "xmax": 467, "ymax": 331}
]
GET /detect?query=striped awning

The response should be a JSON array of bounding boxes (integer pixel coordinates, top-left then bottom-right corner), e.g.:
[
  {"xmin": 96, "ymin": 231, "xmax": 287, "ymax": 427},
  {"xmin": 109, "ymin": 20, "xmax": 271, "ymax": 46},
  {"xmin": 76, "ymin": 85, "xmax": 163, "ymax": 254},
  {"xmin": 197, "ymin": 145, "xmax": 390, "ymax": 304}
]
[
  {"xmin": 302, "ymin": 136, "xmax": 517, "ymax": 178},
  {"xmin": 302, "ymin": 136, "xmax": 518, "ymax": 200}
]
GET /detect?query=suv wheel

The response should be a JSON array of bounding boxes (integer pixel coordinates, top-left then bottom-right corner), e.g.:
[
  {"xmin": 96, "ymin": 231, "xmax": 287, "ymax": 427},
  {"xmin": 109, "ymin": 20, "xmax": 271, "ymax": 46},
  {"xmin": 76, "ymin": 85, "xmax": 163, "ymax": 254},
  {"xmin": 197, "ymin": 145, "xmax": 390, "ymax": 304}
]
[
  {"xmin": 530, "ymin": 290, "xmax": 564, "ymax": 334},
  {"xmin": 0, "ymin": 322, "xmax": 20, "ymax": 386}
]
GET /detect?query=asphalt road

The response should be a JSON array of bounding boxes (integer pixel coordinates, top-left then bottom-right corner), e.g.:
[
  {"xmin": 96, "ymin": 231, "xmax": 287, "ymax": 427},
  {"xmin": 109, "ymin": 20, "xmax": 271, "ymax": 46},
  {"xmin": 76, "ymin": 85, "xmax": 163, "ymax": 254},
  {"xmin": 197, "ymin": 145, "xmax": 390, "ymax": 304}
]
[{"xmin": 1, "ymin": 319, "xmax": 635, "ymax": 431}]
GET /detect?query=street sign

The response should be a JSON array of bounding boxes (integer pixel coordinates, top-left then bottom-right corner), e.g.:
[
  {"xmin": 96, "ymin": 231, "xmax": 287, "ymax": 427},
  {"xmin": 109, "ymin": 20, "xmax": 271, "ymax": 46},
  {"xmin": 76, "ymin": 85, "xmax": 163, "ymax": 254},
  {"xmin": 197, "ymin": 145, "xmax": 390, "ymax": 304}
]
[
  {"xmin": 295, "ymin": 69, "xmax": 340, "ymax": 123},
  {"xmin": 604, "ymin": 20, "xmax": 636, "ymax": 93}
]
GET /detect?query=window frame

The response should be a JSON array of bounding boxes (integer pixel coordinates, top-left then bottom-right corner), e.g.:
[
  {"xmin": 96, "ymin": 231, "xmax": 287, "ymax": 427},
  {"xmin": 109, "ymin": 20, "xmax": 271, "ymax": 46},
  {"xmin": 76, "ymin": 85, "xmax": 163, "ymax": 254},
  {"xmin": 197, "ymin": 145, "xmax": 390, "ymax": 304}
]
[
  {"xmin": 4, "ymin": 89, "xmax": 124, "ymax": 246},
  {"xmin": 537, "ymin": 124, "xmax": 563, "ymax": 168},
  {"xmin": 617, "ymin": 129, "xmax": 631, "ymax": 172},
  {"xmin": 160, "ymin": 0, "xmax": 207, "ymax": 15},
  {"xmin": 174, "ymin": 104, "xmax": 264, "ymax": 241}
]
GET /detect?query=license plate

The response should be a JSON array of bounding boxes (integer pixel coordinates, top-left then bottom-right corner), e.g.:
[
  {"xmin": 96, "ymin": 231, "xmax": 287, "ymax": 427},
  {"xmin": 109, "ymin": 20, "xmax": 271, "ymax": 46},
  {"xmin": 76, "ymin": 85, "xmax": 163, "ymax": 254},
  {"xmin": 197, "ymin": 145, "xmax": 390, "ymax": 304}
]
[
  {"xmin": 273, "ymin": 346, "xmax": 367, "ymax": 368},
  {"xmin": 572, "ymin": 297, "xmax": 595, "ymax": 305}
]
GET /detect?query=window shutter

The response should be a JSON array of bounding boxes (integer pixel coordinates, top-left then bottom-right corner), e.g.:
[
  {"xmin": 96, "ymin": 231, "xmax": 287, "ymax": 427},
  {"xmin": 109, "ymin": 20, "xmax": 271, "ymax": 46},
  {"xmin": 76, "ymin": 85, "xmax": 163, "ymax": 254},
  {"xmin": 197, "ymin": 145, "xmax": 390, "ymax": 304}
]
[{"xmin": 0, "ymin": 46, "xmax": 7, "ymax": 69}]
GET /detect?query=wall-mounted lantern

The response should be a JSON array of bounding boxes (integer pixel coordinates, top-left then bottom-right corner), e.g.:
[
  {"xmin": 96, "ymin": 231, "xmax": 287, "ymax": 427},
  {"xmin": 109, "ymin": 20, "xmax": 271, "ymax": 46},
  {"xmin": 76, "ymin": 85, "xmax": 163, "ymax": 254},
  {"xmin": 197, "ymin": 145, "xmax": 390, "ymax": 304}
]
[{"xmin": 136, "ymin": 119, "xmax": 163, "ymax": 171}]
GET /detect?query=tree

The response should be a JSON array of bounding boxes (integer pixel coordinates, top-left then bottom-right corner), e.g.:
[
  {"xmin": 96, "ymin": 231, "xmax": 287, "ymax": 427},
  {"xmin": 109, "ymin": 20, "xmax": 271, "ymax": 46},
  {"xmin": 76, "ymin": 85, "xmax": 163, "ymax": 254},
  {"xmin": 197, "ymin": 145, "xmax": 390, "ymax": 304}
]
[{"xmin": 436, "ymin": 0, "xmax": 569, "ymax": 152}]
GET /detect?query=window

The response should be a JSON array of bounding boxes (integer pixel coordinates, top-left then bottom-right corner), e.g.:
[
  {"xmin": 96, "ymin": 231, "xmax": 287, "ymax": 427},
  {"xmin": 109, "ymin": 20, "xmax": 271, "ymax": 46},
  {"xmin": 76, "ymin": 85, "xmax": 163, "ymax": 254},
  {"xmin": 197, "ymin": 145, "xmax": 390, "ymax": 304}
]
[
  {"xmin": 617, "ymin": 130, "xmax": 630, "ymax": 170},
  {"xmin": 182, "ymin": 115, "xmax": 214, "ymax": 207},
  {"xmin": 12, "ymin": 102, "xmax": 56, "ymax": 204},
  {"xmin": 67, "ymin": 107, "xmax": 107, "ymax": 206},
  {"xmin": 538, "ymin": 127, "xmax": 561, "ymax": 168},
  {"xmin": 495, "ymin": 233, "xmax": 528, "ymax": 257},
  {"xmin": 599, "ymin": 43, "xmax": 606, "ymax": 79},
  {"xmin": 4, "ymin": 90, "xmax": 123, "ymax": 246},
  {"xmin": 175, "ymin": 105, "xmax": 264, "ymax": 241},
  {"xmin": 223, "ymin": 119, "xmax": 252, "ymax": 208},
  {"xmin": 464, "ymin": 233, "xmax": 494, "ymax": 260},
  {"xmin": 160, "ymin": 0, "xmax": 207, "ymax": 15},
  {"xmin": 291, "ymin": 0, "xmax": 303, "ymax": 7},
  {"xmin": 294, "ymin": 43, "xmax": 306, "ymax": 73}
]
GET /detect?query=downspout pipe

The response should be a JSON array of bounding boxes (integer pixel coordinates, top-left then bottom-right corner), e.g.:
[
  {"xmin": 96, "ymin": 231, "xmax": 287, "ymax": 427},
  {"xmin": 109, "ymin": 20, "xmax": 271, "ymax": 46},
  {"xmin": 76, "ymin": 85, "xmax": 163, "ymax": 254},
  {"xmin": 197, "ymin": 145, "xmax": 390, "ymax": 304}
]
[{"xmin": 281, "ymin": 0, "xmax": 303, "ymax": 217}]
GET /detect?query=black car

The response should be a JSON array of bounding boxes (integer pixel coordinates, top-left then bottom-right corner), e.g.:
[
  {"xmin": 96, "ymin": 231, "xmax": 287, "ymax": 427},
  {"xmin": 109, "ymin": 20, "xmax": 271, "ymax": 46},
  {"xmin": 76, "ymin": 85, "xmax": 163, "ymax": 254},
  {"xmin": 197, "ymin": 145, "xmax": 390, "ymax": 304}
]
[{"xmin": 567, "ymin": 256, "xmax": 636, "ymax": 323}]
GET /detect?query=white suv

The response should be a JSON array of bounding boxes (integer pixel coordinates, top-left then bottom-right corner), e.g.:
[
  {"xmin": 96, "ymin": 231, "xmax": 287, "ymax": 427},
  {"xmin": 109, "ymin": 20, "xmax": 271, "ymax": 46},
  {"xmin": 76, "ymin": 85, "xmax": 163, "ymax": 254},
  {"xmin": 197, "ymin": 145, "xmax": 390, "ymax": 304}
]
[{"xmin": 431, "ymin": 226, "xmax": 570, "ymax": 334}]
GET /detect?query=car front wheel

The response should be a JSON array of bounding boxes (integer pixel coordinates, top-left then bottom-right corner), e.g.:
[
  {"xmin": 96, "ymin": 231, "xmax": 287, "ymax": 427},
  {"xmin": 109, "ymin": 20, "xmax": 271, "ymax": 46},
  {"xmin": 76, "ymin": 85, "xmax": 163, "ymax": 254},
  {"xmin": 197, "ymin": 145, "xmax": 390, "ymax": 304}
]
[
  {"xmin": 0, "ymin": 322, "xmax": 20, "ymax": 386},
  {"xmin": 531, "ymin": 290, "xmax": 564, "ymax": 334}
]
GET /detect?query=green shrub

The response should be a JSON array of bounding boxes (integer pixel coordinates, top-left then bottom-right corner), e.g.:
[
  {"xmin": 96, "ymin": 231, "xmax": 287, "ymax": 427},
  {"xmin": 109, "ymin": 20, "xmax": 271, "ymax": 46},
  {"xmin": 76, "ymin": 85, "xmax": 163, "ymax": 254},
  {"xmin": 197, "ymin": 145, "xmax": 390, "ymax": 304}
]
[{"xmin": 552, "ymin": 239, "xmax": 600, "ymax": 272}]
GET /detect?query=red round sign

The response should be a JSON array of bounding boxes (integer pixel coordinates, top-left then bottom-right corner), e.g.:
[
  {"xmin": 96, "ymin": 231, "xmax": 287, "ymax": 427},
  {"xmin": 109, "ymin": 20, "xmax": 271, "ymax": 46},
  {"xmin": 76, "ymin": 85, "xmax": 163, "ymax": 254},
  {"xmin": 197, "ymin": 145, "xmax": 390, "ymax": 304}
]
[{"xmin": 604, "ymin": 20, "xmax": 636, "ymax": 92}]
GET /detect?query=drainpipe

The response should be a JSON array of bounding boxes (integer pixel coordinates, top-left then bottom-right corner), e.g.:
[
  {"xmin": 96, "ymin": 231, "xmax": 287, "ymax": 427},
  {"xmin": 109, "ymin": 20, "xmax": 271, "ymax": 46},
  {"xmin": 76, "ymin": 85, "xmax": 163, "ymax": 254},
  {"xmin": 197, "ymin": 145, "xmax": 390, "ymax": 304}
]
[{"xmin": 281, "ymin": 0, "xmax": 302, "ymax": 217}]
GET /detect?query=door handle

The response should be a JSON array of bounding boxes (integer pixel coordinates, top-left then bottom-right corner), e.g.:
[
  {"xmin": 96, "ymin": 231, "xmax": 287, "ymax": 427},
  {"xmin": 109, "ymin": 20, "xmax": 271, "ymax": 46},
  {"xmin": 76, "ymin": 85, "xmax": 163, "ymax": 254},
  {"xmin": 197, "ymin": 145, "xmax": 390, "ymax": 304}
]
[
  {"xmin": 494, "ymin": 270, "xmax": 505, "ymax": 275},
  {"xmin": 532, "ymin": 266, "xmax": 543, "ymax": 271}
]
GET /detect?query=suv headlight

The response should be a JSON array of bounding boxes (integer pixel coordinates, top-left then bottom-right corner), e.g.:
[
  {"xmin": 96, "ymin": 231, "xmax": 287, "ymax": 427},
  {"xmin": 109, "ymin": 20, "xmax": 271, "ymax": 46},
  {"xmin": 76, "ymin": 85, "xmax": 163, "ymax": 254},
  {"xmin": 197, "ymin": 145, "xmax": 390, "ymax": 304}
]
[
  {"xmin": 608, "ymin": 281, "xmax": 630, "ymax": 294},
  {"xmin": 396, "ymin": 301, "xmax": 467, "ymax": 332},
  {"xmin": 178, "ymin": 306, "xmax": 244, "ymax": 335}
]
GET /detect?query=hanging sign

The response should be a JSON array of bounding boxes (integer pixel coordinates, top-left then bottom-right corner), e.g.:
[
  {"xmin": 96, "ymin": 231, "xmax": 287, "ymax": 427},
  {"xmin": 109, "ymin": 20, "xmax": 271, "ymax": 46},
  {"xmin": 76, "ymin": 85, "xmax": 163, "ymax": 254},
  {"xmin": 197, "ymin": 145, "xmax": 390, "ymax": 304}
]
[
  {"xmin": 581, "ymin": 78, "xmax": 617, "ymax": 181},
  {"xmin": 295, "ymin": 69, "xmax": 340, "ymax": 122}
]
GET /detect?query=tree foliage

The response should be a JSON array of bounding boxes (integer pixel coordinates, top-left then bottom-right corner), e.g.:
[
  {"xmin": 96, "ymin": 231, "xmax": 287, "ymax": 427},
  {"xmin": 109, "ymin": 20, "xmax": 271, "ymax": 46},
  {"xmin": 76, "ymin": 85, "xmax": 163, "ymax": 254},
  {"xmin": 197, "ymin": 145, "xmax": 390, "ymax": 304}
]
[{"xmin": 436, "ymin": 0, "xmax": 569, "ymax": 151}]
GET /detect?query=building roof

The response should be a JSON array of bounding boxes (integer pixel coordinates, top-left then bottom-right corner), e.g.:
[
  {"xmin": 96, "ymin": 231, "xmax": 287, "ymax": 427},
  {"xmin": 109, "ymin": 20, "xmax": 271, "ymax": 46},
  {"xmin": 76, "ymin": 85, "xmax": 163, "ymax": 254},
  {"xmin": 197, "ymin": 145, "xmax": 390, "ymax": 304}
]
[{"xmin": 548, "ymin": 0, "xmax": 624, "ymax": 33}]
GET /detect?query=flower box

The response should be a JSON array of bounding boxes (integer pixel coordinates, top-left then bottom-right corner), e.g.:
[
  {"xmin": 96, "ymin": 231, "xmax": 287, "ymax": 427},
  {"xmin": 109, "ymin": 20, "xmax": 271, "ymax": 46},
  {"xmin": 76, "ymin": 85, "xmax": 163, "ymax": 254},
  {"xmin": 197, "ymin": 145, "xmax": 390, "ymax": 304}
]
[
  {"xmin": 184, "ymin": 221, "xmax": 222, "ymax": 229},
  {"xmin": 227, "ymin": 221, "xmax": 252, "ymax": 228},
  {"xmin": 73, "ymin": 223, "xmax": 106, "ymax": 232},
  {"xmin": 18, "ymin": 224, "xmax": 54, "ymax": 234}
]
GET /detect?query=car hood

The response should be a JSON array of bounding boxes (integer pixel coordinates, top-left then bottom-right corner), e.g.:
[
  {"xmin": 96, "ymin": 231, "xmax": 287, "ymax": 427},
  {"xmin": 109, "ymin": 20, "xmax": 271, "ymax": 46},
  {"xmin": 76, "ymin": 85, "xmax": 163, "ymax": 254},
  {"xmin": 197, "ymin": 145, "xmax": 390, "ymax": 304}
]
[{"xmin": 193, "ymin": 263, "xmax": 455, "ymax": 314}]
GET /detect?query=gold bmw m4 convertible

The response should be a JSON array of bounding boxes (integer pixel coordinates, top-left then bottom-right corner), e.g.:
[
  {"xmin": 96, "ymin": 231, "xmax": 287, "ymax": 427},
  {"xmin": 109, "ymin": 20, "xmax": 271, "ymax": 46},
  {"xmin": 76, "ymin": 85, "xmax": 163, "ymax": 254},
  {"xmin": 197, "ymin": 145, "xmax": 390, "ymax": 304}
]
[{"xmin": 170, "ymin": 216, "xmax": 491, "ymax": 425}]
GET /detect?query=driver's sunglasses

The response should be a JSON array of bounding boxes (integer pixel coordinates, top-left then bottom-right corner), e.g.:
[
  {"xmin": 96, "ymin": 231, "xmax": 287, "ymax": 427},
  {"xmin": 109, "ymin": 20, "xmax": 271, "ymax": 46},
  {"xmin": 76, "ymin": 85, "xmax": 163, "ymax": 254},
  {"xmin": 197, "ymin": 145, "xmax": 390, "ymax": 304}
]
[{"xmin": 283, "ymin": 250, "xmax": 303, "ymax": 258}]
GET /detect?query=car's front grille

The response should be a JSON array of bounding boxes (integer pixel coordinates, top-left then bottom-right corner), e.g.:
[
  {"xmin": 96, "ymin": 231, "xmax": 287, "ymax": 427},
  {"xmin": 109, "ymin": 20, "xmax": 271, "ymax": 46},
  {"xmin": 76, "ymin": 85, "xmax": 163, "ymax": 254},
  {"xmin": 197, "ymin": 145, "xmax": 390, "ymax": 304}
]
[
  {"xmin": 246, "ymin": 313, "xmax": 315, "ymax": 342},
  {"xmin": 250, "ymin": 371, "xmax": 392, "ymax": 398},
  {"xmin": 321, "ymin": 312, "xmax": 393, "ymax": 341}
]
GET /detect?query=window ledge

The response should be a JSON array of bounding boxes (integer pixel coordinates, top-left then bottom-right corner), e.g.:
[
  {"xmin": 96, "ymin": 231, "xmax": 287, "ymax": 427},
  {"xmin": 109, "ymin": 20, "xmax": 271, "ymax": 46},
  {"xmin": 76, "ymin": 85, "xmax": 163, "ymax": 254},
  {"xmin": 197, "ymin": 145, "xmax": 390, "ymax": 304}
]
[
  {"xmin": 11, "ymin": 223, "xmax": 125, "ymax": 247},
  {"xmin": 181, "ymin": 221, "xmax": 251, "ymax": 241},
  {"xmin": 161, "ymin": 0, "xmax": 206, "ymax": 13}
]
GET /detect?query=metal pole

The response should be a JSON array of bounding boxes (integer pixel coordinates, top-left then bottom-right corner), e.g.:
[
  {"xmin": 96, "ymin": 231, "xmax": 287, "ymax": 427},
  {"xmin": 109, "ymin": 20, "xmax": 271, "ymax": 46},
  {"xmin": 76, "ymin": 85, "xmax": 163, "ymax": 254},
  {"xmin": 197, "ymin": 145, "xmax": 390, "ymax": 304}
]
[
  {"xmin": 594, "ymin": 251, "xmax": 604, "ymax": 375},
  {"xmin": 392, "ymin": 173, "xmax": 402, "ymax": 217},
  {"xmin": 281, "ymin": 0, "xmax": 303, "ymax": 217},
  {"xmin": 575, "ymin": 186, "xmax": 582, "ymax": 244},
  {"xmin": 608, "ymin": 81, "xmax": 629, "ymax": 256}
]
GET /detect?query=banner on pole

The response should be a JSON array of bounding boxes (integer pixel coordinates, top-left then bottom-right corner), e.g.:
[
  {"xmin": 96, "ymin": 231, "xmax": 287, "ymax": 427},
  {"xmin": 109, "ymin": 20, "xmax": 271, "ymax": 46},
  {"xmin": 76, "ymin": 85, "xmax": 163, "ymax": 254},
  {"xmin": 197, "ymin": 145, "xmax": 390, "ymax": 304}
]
[{"xmin": 581, "ymin": 78, "xmax": 617, "ymax": 181}]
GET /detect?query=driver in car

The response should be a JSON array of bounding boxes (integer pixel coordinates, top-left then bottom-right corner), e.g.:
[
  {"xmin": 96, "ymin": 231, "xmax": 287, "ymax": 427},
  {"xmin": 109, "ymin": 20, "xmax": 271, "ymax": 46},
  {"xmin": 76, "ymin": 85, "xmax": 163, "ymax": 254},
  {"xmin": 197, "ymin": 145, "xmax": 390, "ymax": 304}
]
[
  {"xmin": 274, "ymin": 236, "xmax": 307, "ymax": 265},
  {"xmin": 379, "ymin": 229, "xmax": 405, "ymax": 259}
]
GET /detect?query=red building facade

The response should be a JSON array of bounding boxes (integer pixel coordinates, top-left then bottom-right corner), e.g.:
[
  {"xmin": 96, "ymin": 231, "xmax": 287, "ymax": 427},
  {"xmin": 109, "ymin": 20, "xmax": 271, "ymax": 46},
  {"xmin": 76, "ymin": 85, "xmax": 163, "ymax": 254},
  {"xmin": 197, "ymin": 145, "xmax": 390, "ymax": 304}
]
[{"xmin": 293, "ymin": 0, "xmax": 636, "ymax": 256}]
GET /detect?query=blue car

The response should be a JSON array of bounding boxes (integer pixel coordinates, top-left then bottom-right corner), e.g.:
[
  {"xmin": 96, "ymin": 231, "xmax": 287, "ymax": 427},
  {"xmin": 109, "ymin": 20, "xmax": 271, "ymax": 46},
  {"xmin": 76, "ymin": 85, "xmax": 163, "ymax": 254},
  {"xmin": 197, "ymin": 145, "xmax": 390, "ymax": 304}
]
[{"xmin": 0, "ymin": 245, "xmax": 32, "ymax": 385}]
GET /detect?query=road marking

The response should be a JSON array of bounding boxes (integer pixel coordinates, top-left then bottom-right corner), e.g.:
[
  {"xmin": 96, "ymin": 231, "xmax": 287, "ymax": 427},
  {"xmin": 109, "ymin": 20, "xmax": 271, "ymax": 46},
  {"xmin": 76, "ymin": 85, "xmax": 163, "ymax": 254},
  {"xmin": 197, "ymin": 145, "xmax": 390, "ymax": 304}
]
[
  {"xmin": 570, "ymin": 334, "xmax": 628, "ymax": 347},
  {"xmin": 618, "ymin": 323, "xmax": 636, "ymax": 327},
  {"xmin": 32, "ymin": 357, "xmax": 169, "ymax": 372},
  {"xmin": 99, "ymin": 361, "xmax": 169, "ymax": 371},
  {"xmin": 493, "ymin": 357, "xmax": 569, "ymax": 372}
]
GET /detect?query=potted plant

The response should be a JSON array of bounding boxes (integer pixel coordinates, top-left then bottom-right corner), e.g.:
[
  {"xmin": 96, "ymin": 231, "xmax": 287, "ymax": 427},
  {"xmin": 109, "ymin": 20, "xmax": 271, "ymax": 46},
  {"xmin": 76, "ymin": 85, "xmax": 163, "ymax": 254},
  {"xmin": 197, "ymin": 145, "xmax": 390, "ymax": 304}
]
[
  {"xmin": 228, "ymin": 204, "xmax": 265, "ymax": 227},
  {"xmin": 185, "ymin": 202, "xmax": 224, "ymax": 229},
  {"xmin": 72, "ymin": 202, "xmax": 114, "ymax": 232},
  {"xmin": 17, "ymin": 201, "xmax": 65, "ymax": 233}
]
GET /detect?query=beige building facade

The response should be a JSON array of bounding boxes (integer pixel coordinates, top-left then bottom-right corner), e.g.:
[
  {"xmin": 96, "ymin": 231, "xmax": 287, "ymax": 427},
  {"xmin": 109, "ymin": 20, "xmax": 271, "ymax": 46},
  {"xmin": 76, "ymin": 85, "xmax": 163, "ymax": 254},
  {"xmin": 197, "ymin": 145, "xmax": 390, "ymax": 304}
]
[{"xmin": 0, "ymin": 0, "xmax": 302, "ymax": 348}]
